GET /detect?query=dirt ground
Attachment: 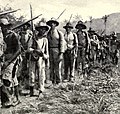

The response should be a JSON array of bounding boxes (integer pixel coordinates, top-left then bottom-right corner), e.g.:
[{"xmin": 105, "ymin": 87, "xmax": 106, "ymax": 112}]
[{"xmin": 1, "ymin": 64, "xmax": 120, "ymax": 114}]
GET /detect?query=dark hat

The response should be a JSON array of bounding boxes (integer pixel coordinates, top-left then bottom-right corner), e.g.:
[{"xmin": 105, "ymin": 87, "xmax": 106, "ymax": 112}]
[
  {"xmin": 88, "ymin": 27, "xmax": 96, "ymax": 33},
  {"xmin": 46, "ymin": 17, "xmax": 59, "ymax": 26},
  {"xmin": 35, "ymin": 21, "xmax": 49, "ymax": 31},
  {"xmin": 75, "ymin": 20, "xmax": 86, "ymax": 29},
  {"xmin": 0, "ymin": 18, "xmax": 13, "ymax": 27},
  {"xmin": 24, "ymin": 22, "xmax": 31, "ymax": 27},
  {"xmin": 63, "ymin": 22, "xmax": 73, "ymax": 29}
]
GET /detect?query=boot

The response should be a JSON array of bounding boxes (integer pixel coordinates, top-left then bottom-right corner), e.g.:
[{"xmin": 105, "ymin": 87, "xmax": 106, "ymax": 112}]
[{"xmin": 30, "ymin": 86, "xmax": 34, "ymax": 97}]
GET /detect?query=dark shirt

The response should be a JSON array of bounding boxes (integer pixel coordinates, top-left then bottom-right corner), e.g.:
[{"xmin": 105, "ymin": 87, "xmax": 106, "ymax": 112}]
[
  {"xmin": 76, "ymin": 31, "xmax": 87, "ymax": 48},
  {"xmin": 4, "ymin": 31, "xmax": 19, "ymax": 54}
]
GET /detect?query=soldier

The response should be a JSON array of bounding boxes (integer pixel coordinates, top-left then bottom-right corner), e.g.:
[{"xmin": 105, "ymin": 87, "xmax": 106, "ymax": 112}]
[
  {"xmin": 75, "ymin": 21, "xmax": 90, "ymax": 78},
  {"xmin": 88, "ymin": 28, "xmax": 100, "ymax": 64},
  {"xmin": 28, "ymin": 21, "xmax": 49, "ymax": 97},
  {"xmin": 46, "ymin": 18, "xmax": 64, "ymax": 84},
  {"xmin": 0, "ymin": 18, "xmax": 6, "ymax": 104},
  {"xmin": 0, "ymin": 18, "xmax": 21, "ymax": 107},
  {"xmin": 0, "ymin": 19, "xmax": 5, "ymax": 77},
  {"xmin": 18, "ymin": 22, "xmax": 33, "ymax": 92},
  {"xmin": 98, "ymin": 35, "xmax": 108, "ymax": 65},
  {"xmin": 63, "ymin": 22, "xmax": 78, "ymax": 82},
  {"xmin": 110, "ymin": 32, "xmax": 119, "ymax": 66}
]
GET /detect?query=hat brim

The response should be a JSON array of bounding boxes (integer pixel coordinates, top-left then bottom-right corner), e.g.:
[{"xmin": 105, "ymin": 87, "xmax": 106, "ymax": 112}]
[
  {"xmin": 35, "ymin": 26, "xmax": 49, "ymax": 31},
  {"xmin": 0, "ymin": 23, "xmax": 13, "ymax": 27},
  {"xmin": 75, "ymin": 24, "xmax": 86, "ymax": 29},
  {"xmin": 63, "ymin": 26, "xmax": 73, "ymax": 29},
  {"xmin": 88, "ymin": 30, "xmax": 95, "ymax": 33},
  {"xmin": 46, "ymin": 20, "xmax": 59, "ymax": 26}
]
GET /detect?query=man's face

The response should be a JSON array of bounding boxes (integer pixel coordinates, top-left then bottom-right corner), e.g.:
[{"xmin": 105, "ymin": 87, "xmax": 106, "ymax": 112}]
[
  {"xmin": 1, "ymin": 25, "xmax": 10, "ymax": 34},
  {"xmin": 65, "ymin": 27, "xmax": 72, "ymax": 33},
  {"xmin": 50, "ymin": 23, "xmax": 57, "ymax": 29},
  {"xmin": 23, "ymin": 25, "xmax": 29, "ymax": 31},
  {"xmin": 78, "ymin": 27, "xmax": 83, "ymax": 31},
  {"xmin": 38, "ymin": 28, "xmax": 46, "ymax": 36}
]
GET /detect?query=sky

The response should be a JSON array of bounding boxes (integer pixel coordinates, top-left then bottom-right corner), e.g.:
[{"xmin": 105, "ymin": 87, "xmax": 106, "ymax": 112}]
[{"xmin": 0, "ymin": 0, "xmax": 120, "ymax": 22}]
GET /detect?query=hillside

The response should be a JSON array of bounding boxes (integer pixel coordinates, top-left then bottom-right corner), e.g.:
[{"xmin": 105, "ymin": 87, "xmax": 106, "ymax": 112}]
[{"xmin": 57, "ymin": 12, "xmax": 120, "ymax": 35}]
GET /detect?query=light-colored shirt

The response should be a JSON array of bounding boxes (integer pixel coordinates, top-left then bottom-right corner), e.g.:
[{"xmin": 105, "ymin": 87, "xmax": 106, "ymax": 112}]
[
  {"xmin": 64, "ymin": 32, "xmax": 78, "ymax": 50},
  {"xmin": 36, "ymin": 37, "xmax": 49, "ymax": 60},
  {"xmin": 0, "ymin": 27, "xmax": 5, "ymax": 56}
]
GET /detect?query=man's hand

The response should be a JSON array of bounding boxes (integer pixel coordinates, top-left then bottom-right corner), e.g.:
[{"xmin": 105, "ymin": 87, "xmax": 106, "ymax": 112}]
[
  {"xmin": 58, "ymin": 53, "xmax": 63, "ymax": 62},
  {"xmin": 33, "ymin": 49, "xmax": 43, "ymax": 56},
  {"xmin": 74, "ymin": 53, "xmax": 77, "ymax": 58},
  {"xmin": 67, "ymin": 44, "xmax": 74, "ymax": 50}
]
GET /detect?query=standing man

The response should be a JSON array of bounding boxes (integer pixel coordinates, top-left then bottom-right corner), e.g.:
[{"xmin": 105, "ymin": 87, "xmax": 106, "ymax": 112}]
[
  {"xmin": 18, "ymin": 22, "xmax": 33, "ymax": 92},
  {"xmin": 110, "ymin": 32, "xmax": 119, "ymax": 66},
  {"xmin": 47, "ymin": 18, "xmax": 64, "ymax": 84},
  {"xmin": 28, "ymin": 21, "xmax": 49, "ymax": 97},
  {"xmin": 0, "ymin": 18, "xmax": 21, "ymax": 107},
  {"xmin": 63, "ymin": 22, "xmax": 78, "ymax": 82},
  {"xmin": 88, "ymin": 28, "xmax": 99, "ymax": 64},
  {"xmin": 75, "ymin": 21, "xmax": 90, "ymax": 78},
  {"xmin": 0, "ymin": 19, "xmax": 5, "ymax": 79}
]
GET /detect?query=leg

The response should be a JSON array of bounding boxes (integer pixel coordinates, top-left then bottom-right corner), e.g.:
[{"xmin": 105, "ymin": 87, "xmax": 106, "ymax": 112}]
[
  {"xmin": 63, "ymin": 51, "xmax": 69, "ymax": 80},
  {"xmin": 29, "ymin": 61, "xmax": 36, "ymax": 96},
  {"xmin": 37, "ymin": 58, "xmax": 46, "ymax": 92},
  {"xmin": 49, "ymin": 50, "xmax": 55, "ymax": 84},
  {"xmin": 70, "ymin": 52, "xmax": 76, "ymax": 81}
]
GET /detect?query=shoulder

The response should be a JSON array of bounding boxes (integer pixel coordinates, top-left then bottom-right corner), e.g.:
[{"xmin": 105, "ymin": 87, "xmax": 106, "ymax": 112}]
[
  {"xmin": 72, "ymin": 32, "xmax": 77, "ymax": 37},
  {"xmin": 11, "ymin": 30, "xmax": 18, "ymax": 36},
  {"xmin": 43, "ymin": 37, "xmax": 48, "ymax": 42},
  {"xmin": 27, "ymin": 29, "xmax": 33, "ymax": 35},
  {"xmin": 57, "ymin": 30, "xmax": 64, "ymax": 36},
  {"xmin": 8, "ymin": 30, "xmax": 18, "ymax": 39}
]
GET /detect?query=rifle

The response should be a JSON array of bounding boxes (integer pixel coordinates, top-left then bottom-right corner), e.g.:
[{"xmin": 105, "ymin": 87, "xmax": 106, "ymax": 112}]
[
  {"xmin": 69, "ymin": 14, "xmax": 73, "ymax": 23},
  {"xmin": 30, "ymin": 4, "xmax": 33, "ymax": 31},
  {"xmin": 0, "ymin": 9, "xmax": 20, "ymax": 16},
  {"xmin": 56, "ymin": 9, "xmax": 66, "ymax": 20},
  {"xmin": 12, "ymin": 14, "xmax": 42, "ymax": 30}
]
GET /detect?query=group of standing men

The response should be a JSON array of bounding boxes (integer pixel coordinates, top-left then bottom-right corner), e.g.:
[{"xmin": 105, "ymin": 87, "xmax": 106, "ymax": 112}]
[{"xmin": 0, "ymin": 13, "xmax": 119, "ymax": 108}]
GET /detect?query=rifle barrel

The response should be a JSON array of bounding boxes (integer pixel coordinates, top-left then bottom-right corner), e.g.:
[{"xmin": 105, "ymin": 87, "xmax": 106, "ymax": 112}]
[
  {"xmin": 56, "ymin": 9, "xmax": 66, "ymax": 20},
  {"xmin": 69, "ymin": 14, "xmax": 72, "ymax": 22},
  {"xmin": 0, "ymin": 9, "xmax": 20, "ymax": 16},
  {"xmin": 12, "ymin": 14, "xmax": 42, "ymax": 30}
]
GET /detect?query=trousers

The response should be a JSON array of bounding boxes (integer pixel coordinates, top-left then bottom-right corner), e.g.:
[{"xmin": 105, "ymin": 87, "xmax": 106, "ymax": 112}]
[
  {"xmin": 64, "ymin": 49, "xmax": 76, "ymax": 80},
  {"xmin": 29, "ymin": 57, "xmax": 46, "ymax": 92},
  {"xmin": 49, "ymin": 48, "xmax": 62, "ymax": 84}
]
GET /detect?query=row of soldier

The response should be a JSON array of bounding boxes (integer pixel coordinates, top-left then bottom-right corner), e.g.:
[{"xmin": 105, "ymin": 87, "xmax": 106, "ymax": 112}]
[{"xmin": 0, "ymin": 11, "xmax": 119, "ymax": 108}]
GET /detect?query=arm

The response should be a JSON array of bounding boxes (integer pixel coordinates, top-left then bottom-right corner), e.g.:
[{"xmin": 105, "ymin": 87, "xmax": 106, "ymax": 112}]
[
  {"xmin": 43, "ymin": 38, "xmax": 49, "ymax": 67},
  {"xmin": 72, "ymin": 33, "xmax": 78, "ymax": 58},
  {"xmin": 73, "ymin": 33, "xmax": 78, "ymax": 51},
  {"xmin": 43, "ymin": 38, "xmax": 49, "ymax": 60},
  {"xmin": 59, "ymin": 31, "xmax": 64, "ymax": 54}
]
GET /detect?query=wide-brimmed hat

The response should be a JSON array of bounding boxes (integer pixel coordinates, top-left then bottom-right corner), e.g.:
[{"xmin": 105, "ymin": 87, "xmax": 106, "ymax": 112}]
[
  {"xmin": 88, "ymin": 27, "xmax": 96, "ymax": 33},
  {"xmin": 75, "ymin": 20, "xmax": 86, "ymax": 29},
  {"xmin": 24, "ymin": 22, "xmax": 31, "ymax": 27},
  {"xmin": 46, "ymin": 17, "xmax": 59, "ymax": 26},
  {"xmin": 35, "ymin": 21, "xmax": 49, "ymax": 31},
  {"xmin": 63, "ymin": 22, "xmax": 73, "ymax": 29},
  {"xmin": 0, "ymin": 18, "xmax": 13, "ymax": 27}
]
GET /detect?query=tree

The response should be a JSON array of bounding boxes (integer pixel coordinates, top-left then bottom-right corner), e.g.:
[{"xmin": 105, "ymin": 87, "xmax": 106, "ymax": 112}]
[{"xmin": 74, "ymin": 14, "xmax": 82, "ymax": 21}]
